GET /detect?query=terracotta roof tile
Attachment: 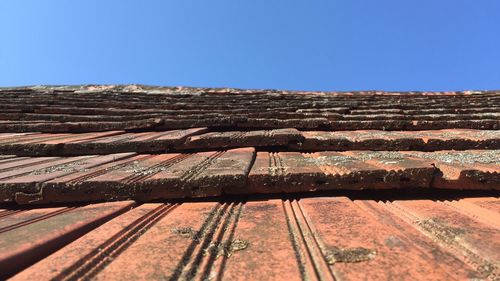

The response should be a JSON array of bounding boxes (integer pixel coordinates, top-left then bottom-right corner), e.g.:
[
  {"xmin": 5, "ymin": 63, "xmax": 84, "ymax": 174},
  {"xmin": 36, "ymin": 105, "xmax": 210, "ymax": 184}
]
[
  {"xmin": 0, "ymin": 129, "xmax": 496, "ymax": 157},
  {"xmin": 0, "ymin": 87, "xmax": 498, "ymax": 132},
  {"xmin": 0, "ymin": 201, "xmax": 135, "ymax": 279},
  {"xmin": 296, "ymin": 129, "xmax": 500, "ymax": 151},
  {"xmin": 0, "ymin": 85, "xmax": 498, "ymax": 279},
  {"xmin": 0, "ymin": 195, "xmax": 496, "ymax": 280},
  {"xmin": 0, "ymin": 149, "xmax": 497, "ymax": 204}
]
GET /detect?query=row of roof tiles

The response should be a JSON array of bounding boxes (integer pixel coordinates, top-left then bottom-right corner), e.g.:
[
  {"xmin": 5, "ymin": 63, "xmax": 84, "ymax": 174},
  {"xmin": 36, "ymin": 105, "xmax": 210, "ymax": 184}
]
[
  {"xmin": 0, "ymin": 86, "xmax": 498, "ymax": 280},
  {"xmin": 0, "ymin": 88, "xmax": 498, "ymax": 132},
  {"xmin": 2, "ymin": 119, "xmax": 498, "ymax": 133},
  {"xmin": 0, "ymin": 148, "xmax": 497, "ymax": 204},
  {"xmin": 1, "ymin": 195, "xmax": 498, "ymax": 280},
  {"xmin": 0, "ymin": 129, "xmax": 498, "ymax": 156},
  {"xmin": 4, "ymin": 107, "xmax": 496, "ymax": 118},
  {"xmin": 2, "ymin": 92, "xmax": 497, "ymax": 105}
]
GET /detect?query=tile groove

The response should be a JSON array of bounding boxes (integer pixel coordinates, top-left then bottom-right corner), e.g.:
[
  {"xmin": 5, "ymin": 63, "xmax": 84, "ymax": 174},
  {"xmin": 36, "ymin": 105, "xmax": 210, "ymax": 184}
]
[
  {"xmin": 123, "ymin": 153, "xmax": 192, "ymax": 184},
  {"xmin": 282, "ymin": 199, "xmax": 321, "ymax": 281},
  {"xmin": 214, "ymin": 203, "xmax": 244, "ymax": 281},
  {"xmin": 0, "ymin": 209, "xmax": 25, "ymax": 219},
  {"xmin": 54, "ymin": 203, "xmax": 178, "ymax": 281},
  {"xmin": 295, "ymin": 200, "xmax": 337, "ymax": 280},
  {"xmin": 0, "ymin": 158, "xmax": 62, "ymax": 174},
  {"xmin": 200, "ymin": 202, "xmax": 243, "ymax": 281},
  {"xmin": 0, "ymin": 207, "xmax": 77, "ymax": 234},
  {"xmin": 168, "ymin": 203, "xmax": 225, "ymax": 281},
  {"xmin": 0, "ymin": 157, "xmax": 92, "ymax": 181},
  {"xmin": 380, "ymin": 201, "xmax": 499, "ymax": 280},
  {"xmin": 63, "ymin": 155, "xmax": 153, "ymax": 185},
  {"xmin": 180, "ymin": 151, "xmax": 225, "ymax": 182},
  {"xmin": 180, "ymin": 203, "xmax": 236, "ymax": 280},
  {"xmin": 438, "ymin": 200, "xmax": 500, "ymax": 229}
]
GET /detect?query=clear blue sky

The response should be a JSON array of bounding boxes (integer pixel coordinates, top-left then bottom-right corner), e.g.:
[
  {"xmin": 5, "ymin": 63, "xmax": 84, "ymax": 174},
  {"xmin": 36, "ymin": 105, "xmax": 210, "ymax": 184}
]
[{"xmin": 1, "ymin": 1, "xmax": 499, "ymax": 91}]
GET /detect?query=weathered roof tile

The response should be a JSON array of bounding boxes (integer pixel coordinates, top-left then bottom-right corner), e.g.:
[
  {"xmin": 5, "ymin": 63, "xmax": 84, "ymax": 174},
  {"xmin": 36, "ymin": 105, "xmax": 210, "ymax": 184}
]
[
  {"xmin": 2, "ymin": 196, "xmax": 497, "ymax": 280},
  {"xmin": 0, "ymin": 86, "xmax": 498, "ymax": 279}
]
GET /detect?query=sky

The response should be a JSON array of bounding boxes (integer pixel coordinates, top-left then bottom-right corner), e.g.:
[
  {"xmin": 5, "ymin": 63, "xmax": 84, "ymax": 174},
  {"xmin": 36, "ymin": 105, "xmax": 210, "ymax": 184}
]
[{"xmin": 0, "ymin": 1, "xmax": 499, "ymax": 91}]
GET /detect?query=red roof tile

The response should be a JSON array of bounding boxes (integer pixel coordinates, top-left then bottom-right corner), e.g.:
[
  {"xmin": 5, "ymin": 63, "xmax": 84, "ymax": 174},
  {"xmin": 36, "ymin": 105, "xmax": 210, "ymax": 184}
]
[
  {"xmin": 0, "ymin": 85, "xmax": 499, "ymax": 279},
  {"xmin": 0, "ymin": 87, "xmax": 498, "ymax": 132},
  {"xmin": 0, "ymin": 195, "xmax": 497, "ymax": 280},
  {"xmin": 0, "ymin": 149, "xmax": 497, "ymax": 204},
  {"xmin": 0, "ymin": 201, "xmax": 134, "ymax": 279},
  {"xmin": 0, "ymin": 129, "xmax": 496, "ymax": 156}
]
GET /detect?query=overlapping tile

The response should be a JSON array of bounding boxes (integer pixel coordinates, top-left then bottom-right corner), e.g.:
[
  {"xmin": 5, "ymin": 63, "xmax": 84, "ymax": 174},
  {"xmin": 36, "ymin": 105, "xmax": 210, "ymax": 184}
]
[
  {"xmin": 0, "ymin": 153, "xmax": 136, "ymax": 204},
  {"xmin": 0, "ymin": 87, "xmax": 498, "ymax": 132},
  {"xmin": 300, "ymin": 197, "xmax": 476, "ymax": 280},
  {"xmin": 0, "ymin": 129, "xmax": 497, "ymax": 157},
  {"xmin": 402, "ymin": 150, "xmax": 499, "ymax": 190},
  {"xmin": 0, "ymin": 85, "xmax": 499, "ymax": 280},
  {"xmin": 380, "ymin": 199, "xmax": 500, "ymax": 278},
  {"xmin": 2, "ymin": 195, "xmax": 497, "ymax": 280},
  {"xmin": 294, "ymin": 129, "xmax": 500, "ymax": 151},
  {"xmin": 182, "ymin": 128, "xmax": 303, "ymax": 150},
  {"xmin": 245, "ymin": 151, "xmax": 435, "ymax": 194},
  {"xmin": 0, "ymin": 128, "xmax": 207, "ymax": 156},
  {"xmin": 0, "ymin": 201, "xmax": 135, "ymax": 279},
  {"xmin": 0, "ymin": 149, "xmax": 497, "ymax": 204},
  {"xmin": 0, "ymin": 148, "xmax": 256, "ymax": 204}
]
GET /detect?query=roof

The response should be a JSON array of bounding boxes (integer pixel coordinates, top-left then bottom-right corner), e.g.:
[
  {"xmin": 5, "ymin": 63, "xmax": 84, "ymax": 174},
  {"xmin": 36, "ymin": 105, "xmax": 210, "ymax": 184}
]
[
  {"xmin": 0, "ymin": 85, "xmax": 498, "ymax": 280},
  {"xmin": 0, "ymin": 149, "xmax": 498, "ymax": 205},
  {"xmin": 2, "ymin": 195, "xmax": 499, "ymax": 280}
]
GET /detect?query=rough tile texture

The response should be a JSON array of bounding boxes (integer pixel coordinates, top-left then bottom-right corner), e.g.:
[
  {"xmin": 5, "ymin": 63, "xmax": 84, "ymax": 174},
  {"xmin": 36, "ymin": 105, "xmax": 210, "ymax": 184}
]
[
  {"xmin": 294, "ymin": 129, "xmax": 500, "ymax": 151},
  {"xmin": 0, "ymin": 86, "xmax": 498, "ymax": 204},
  {"xmin": 0, "ymin": 129, "xmax": 498, "ymax": 156},
  {"xmin": 0, "ymin": 149, "xmax": 497, "ymax": 204},
  {"xmin": 0, "ymin": 85, "xmax": 499, "ymax": 280},
  {"xmin": 0, "ymin": 86, "xmax": 498, "ymax": 132},
  {"xmin": 0, "ymin": 196, "xmax": 497, "ymax": 280}
]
